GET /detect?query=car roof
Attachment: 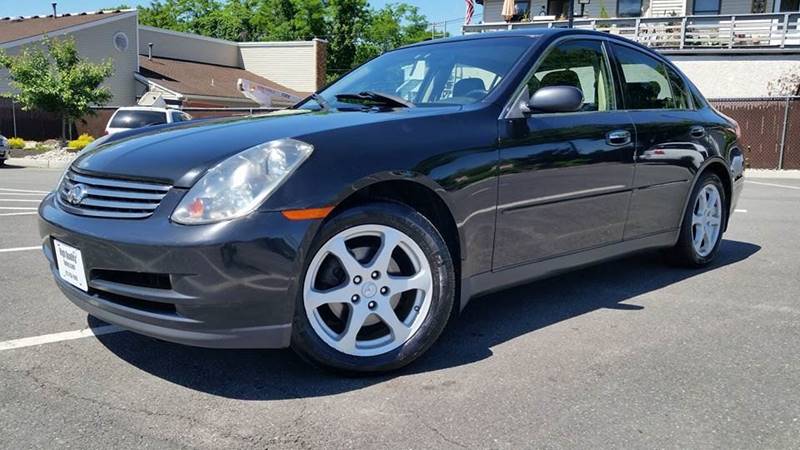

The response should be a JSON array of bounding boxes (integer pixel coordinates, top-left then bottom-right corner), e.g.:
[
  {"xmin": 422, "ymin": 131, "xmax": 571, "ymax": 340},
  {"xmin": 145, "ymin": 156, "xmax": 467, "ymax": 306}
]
[
  {"xmin": 401, "ymin": 28, "xmax": 650, "ymax": 53},
  {"xmin": 114, "ymin": 107, "xmax": 172, "ymax": 113}
]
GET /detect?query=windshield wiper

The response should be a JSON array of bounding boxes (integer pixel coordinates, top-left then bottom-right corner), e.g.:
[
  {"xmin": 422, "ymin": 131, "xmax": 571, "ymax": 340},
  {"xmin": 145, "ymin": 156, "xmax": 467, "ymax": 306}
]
[
  {"xmin": 294, "ymin": 93, "xmax": 331, "ymax": 111},
  {"xmin": 335, "ymin": 91, "xmax": 415, "ymax": 109},
  {"xmin": 310, "ymin": 93, "xmax": 332, "ymax": 111}
]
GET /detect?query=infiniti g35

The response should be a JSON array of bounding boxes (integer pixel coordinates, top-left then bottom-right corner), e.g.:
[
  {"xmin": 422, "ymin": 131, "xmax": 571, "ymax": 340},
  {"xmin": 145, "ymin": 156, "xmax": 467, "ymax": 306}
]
[{"xmin": 39, "ymin": 29, "xmax": 745, "ymax": 372}]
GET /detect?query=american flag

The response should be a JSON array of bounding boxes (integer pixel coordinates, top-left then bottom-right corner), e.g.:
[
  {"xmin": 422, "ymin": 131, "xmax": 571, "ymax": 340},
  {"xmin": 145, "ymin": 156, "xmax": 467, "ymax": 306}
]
[{"xmin": 465, "ymin": 0, "xmax": 475, "ymax": 25}]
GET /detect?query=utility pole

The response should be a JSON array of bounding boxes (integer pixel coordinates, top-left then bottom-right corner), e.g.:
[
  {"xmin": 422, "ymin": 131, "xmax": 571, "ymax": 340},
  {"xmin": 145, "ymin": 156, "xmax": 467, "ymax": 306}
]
[
  {"xmin": 11, "ymin": 99, "xmax": 17, "ymax": 138},
  {"xmin": 568, "ymin": 0, "xmax": 575, "ymax": 28}
]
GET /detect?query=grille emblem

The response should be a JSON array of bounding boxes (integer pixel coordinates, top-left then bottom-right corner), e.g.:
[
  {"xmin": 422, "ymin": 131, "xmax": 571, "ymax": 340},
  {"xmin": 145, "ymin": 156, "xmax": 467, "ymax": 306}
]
[{"xmin": 65, "ymin": 183, "xmax": 88, "ymax": 205}]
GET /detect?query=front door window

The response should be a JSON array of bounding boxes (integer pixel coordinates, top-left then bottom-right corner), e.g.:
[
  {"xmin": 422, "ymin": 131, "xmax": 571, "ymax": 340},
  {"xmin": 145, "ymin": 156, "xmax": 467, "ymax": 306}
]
[{"xmin": 526, "ymin": 40, "xmax": 614, "ymax": 112}]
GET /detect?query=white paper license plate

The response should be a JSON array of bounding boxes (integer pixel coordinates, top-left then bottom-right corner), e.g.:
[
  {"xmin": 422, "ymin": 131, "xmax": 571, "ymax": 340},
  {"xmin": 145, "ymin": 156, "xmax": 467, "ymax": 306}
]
[{"xmin": 54, "ymin": 240, "xmax": 88, "ymax": 292}]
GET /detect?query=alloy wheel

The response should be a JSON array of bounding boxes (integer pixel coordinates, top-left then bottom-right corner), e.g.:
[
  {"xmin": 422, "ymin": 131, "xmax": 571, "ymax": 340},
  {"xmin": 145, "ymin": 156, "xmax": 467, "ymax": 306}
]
[
  {"xmin": 691, "ymin": 184, "xmax": 723, "ymax": 257},
  {"xmin": 303, "ymin": 224, "xmax": 434, "ymax": 357}
]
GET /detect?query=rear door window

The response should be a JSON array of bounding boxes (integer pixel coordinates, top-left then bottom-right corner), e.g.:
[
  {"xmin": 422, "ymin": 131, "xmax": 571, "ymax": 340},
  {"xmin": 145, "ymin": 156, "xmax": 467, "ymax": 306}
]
[
  {"xmin": 612, "ymin": 44, "xmax": 689, "ymax": 110},
  {"xmin": 110, "ymin": 111, "xmax": 168, "ymax": 128}
]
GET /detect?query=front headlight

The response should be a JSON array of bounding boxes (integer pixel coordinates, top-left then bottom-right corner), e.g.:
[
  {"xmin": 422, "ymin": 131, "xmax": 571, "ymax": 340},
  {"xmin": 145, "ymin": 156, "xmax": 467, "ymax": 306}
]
[{"xmin": 171, "ymin": 138, "xmax": 313, "ymax": 225}]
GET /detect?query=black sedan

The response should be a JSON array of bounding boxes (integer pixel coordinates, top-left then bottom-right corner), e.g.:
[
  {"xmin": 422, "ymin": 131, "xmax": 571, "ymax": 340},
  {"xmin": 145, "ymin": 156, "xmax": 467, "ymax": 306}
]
[{"xmin": 39, "ymin": 29, "xmax": 744, "ymax": 373}]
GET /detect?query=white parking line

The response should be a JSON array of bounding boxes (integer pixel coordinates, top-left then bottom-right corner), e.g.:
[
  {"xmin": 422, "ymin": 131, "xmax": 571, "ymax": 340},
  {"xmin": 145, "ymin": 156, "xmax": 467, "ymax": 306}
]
[
  {"xmin": 0, "ymin": 188, "xmax": 50, "ymax": 194},
  {"xmin": 0, "ymin": 192, "xmax": 45, "ymax": 197},
  {"xmin": 735, "ymin": 209, "xmax": 748, "ymax": 213},
  {"xmin": 0, "ymin": 207, "xmax": 37, "ymax": 210},
  {"xmin": 0, "ymin": 212, "xmax": 38, "ymax": 217},
  {"xmin": 0, "ymin": 246, "xmax": 40, "ymax": 253},
  {"xmin": 0, "ymin": 199, "xmax": 42, "ymax": 202},
  {"xmin": 0, "ymin": 325, "xmax": 124, "ymax": 351},
  {"xmin": 746, "ymin": 180, "xmax": 800, "ymax": 190}
]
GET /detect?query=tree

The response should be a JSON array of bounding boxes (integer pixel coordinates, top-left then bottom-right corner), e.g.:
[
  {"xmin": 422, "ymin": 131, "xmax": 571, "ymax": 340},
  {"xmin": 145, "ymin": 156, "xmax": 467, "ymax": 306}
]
[
  {"xmin": 252, "ymin": 0, "xmax": 327, "ymax": 41},
  {"xmin": 325, "ymin": 0, "xmax": 370, "ymax": 77},
  {"xmin": 356, "ymin": 3, "xmax": 429, "ymax": 65},
  {"xmin": 0, "ymin": 37, "xmax": 114, "ymax": 140}
]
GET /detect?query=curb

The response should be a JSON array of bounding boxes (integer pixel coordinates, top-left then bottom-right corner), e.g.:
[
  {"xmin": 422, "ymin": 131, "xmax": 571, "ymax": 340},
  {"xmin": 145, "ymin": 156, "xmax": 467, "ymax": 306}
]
[
  {"xmin": 746, "ymin": 169, "xmax": 800, "ymax": 179},
  {"xmin": 4, "ymin": 158, "xmax": 72, "ymax": 169}
]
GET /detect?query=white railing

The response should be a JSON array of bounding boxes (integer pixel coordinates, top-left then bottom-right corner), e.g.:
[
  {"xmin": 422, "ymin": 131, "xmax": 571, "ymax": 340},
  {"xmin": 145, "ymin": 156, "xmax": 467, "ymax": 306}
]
[{"xmin": 463, "ymin": 13, "xmax": 800, "ymax": 50}]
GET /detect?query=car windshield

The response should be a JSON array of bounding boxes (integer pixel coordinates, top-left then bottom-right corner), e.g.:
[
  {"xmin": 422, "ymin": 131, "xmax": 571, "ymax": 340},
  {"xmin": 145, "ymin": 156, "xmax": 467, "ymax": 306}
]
[
  {"xmin": 306, "ymin": 37, "xmax": 534, "ymax": 110},
  {"xmin": 110, "ymin": 110, "xmax": 168, "ymax": 128}
]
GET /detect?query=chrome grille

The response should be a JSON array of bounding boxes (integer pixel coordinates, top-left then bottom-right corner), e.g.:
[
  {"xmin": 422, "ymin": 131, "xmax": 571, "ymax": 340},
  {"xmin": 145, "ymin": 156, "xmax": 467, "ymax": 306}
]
[{"xmin": 58, "ymin": 170, "xmax": 171, "ymax": 219}]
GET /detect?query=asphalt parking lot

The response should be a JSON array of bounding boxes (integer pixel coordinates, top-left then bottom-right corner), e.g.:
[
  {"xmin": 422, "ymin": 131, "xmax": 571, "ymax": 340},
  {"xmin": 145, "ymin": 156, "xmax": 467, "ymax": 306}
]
[{"xmin": 0, "ymin": 166, "xmax": 798, "ymax": 449}]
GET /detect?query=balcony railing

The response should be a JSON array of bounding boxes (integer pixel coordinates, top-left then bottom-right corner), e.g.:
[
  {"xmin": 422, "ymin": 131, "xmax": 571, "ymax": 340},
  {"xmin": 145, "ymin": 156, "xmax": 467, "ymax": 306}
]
[{"xmin": 463, "ymin": 13, "xmax": 800, "ymax": 50}]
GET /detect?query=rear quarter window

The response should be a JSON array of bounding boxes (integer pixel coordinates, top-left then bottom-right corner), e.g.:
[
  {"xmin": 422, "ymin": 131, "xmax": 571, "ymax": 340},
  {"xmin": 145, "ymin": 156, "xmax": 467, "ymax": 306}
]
[{"xmin": 110, "ymin": 111, "xmax": 168, "ymax": 128}]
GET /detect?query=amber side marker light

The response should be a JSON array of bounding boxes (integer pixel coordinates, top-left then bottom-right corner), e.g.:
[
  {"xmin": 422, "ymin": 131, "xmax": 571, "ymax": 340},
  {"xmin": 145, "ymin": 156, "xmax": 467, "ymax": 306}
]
[{"xmin": 281, "ymin": 207, "xmax": 334, "ymax": 221}]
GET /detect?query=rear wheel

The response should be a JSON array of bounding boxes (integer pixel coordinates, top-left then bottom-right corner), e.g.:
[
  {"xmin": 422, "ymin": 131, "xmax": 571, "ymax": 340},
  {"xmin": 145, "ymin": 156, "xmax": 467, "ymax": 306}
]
[
  {"xmin": 291, "ymin": 202, "xmax": 455, "ymax": 373},
  {"xmin": 667, "ymin": 172, "xmax": 726, "ymax": 267}
]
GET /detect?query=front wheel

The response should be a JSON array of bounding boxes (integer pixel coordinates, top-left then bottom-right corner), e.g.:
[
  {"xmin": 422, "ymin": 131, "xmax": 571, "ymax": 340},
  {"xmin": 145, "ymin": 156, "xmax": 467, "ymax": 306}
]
[
  {"xmin": 667, "ymin": 172, "xmax": 726, "ymax": 267},
  {"xmin": 291, "ymin": 202, "xmax": 455, "ymax": 373}
]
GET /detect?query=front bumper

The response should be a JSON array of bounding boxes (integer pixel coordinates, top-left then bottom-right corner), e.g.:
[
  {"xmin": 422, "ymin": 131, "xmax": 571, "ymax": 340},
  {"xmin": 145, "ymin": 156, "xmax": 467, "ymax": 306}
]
[{"xmin": 38, "ymin": 192, "xmax": 314, "ymax": 349}]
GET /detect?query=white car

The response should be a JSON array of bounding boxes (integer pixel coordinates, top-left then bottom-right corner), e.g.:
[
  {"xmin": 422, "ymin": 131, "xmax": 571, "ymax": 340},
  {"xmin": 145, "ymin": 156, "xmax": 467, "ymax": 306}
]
[
  {"xmin": 0, "ymin": 135, "xmax": 9, "ymax": 166},
  {"xmin": 105, "ymin": 107, "xmax": 192, "ymax": 135}
]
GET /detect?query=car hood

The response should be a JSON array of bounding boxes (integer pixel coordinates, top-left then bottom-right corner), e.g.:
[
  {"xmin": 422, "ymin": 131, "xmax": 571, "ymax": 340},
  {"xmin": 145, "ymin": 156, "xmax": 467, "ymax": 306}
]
[{"xmin": 74, "ymin": 108, "xmax": 453, "ymax": 188}]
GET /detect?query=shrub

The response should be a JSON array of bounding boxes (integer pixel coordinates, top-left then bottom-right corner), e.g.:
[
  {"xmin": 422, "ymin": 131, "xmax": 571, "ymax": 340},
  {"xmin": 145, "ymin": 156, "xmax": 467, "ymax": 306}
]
[
  {"xmin": 7, "ymin": 137, "xmax": 25, "ymax": 149},
  {"xmin": 67, "ymin": 134, "xmax": 95, "ymax": 151}
]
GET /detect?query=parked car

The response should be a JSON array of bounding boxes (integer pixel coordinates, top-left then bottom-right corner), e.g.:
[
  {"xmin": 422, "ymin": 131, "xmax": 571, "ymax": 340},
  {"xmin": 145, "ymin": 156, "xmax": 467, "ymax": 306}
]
[
  {"xmin": 0, "ymin": 135, "xmax": 8, "ymax": 166},
  {"xmin": 39, "ymin": 29, "xmax": 744, "ymax": 373},
  {"xmin": 105, "ymin": 107, "xmax": 192, "ymax": 135}
]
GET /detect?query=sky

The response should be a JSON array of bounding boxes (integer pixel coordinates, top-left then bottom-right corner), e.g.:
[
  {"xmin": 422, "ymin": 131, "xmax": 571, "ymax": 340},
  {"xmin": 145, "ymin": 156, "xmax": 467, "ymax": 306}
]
[{"xmin": 0, "ymin": 0, "xmax": 476, "ymax": 23}]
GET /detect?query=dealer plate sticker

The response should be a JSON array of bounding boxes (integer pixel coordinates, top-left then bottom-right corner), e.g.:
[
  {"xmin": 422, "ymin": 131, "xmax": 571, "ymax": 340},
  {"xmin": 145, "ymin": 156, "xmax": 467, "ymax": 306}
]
[{"xmin": 54, "ymin": 240, "xmax": 88, "ymax": 292}]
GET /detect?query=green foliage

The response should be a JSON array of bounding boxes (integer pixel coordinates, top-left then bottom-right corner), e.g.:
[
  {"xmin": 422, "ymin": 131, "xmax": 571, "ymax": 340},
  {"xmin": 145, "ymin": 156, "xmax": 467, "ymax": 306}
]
[
  {"xmin": 355, "ymin": 3, "xmax": 430, "ymax": 65},
  {"xmin": 7, "ymin": 137, "xmax": 25, "ymax": 149},
  {"xmin": 67, "ymin": 133, "xmax": 95, "ymax": 151},
  {"xmin": 137, "ymin": 0, "xmax": 432, "ymax": 79},
  {"xmin": 0, "ymin": 37, "xmax": 114, "ymax": 139}
]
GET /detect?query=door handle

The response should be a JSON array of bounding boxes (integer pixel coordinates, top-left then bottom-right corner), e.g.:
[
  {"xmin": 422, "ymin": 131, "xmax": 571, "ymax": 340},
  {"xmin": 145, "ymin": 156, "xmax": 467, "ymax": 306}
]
[
  {"xmin": 690, "ymin": 126, "xmax": 706, "ymax": 138},
  {"xmin": 606, "ymin": 130, "xmax": 632, "ymax": 147}
]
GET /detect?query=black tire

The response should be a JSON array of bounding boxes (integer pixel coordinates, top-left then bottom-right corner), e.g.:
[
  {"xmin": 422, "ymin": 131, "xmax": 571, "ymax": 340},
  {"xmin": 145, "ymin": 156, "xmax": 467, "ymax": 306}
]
[
  {"xmin": 666, "ymin": 172, "xmax": 726, "ymax": 267},
  {"xmin": 291, "ymin": 202, "xmax": 456, "ymax": 374}
]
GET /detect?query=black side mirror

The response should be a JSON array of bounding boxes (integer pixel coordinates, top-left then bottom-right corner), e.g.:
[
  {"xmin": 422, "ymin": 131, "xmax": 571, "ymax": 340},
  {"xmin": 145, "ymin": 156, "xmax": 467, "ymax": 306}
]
[{"xmin": 526, "ymin": 86, "xmax": 584, "ymax": 114}]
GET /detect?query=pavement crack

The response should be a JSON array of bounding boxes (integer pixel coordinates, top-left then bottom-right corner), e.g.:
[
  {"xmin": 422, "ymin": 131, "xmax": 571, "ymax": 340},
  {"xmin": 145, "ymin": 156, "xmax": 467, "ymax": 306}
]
[{"xmin": 419, "ymin": 419, "xmax": 468, "ymax": 449}]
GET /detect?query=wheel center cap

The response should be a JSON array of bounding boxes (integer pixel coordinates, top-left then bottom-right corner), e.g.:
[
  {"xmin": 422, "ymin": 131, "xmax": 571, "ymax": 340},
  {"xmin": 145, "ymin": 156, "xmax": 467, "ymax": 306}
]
[{"xmin": 362, "ymin": 282, "xmax": 378, "ymax": 298}]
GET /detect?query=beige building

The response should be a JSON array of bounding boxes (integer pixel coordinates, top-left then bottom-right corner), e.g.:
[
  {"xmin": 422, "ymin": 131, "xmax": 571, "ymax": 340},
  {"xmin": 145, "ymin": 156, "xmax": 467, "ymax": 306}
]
[{"xmin": 1, "ymin": 9, "xmax": 327, "ymax": 108}]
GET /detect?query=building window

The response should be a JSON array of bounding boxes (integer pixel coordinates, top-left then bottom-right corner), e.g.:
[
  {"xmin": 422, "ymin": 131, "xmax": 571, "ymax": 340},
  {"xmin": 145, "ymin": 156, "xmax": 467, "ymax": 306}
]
[
  {"xmin": 777, "ymin": 0, "xmax": 800, "ymax": 11},
  {"xmin": 513, "ymin": 0, "xmax": 531, "ymax": 20},
  {"xmin": 693, "ymin": 0, "xmax": 721, "ymax": 14},
  {"xmin": 618, "ymin": 0, "xmax": 643, "ymax": 17},
  {"xmin": 113, "ymin": 32, "xmax": 129, "ymax": 52}
]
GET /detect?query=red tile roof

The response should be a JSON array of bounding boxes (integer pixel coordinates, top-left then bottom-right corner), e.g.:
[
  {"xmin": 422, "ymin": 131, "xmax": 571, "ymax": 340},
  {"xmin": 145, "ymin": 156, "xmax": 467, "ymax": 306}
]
[
  {"xmin": 138, "ymin": 56, "xmax": 307, "ymax": 103},
  {"xmin": 0, "ymin": 10, "xmax": 131, "ymax": 45}
]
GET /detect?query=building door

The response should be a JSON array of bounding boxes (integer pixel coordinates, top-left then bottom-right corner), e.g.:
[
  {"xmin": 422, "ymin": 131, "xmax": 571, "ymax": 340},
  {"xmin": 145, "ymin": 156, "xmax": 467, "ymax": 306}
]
[{"xmin": 547, "ymin": 0, "xmax": 569, "ymax": 17}]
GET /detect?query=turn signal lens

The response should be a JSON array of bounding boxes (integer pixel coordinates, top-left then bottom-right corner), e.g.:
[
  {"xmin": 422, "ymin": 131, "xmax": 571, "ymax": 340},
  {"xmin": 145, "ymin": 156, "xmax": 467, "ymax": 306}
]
[{"xmin": 281, "ymin": 207, "xmax": 334, "ymax": 221}]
